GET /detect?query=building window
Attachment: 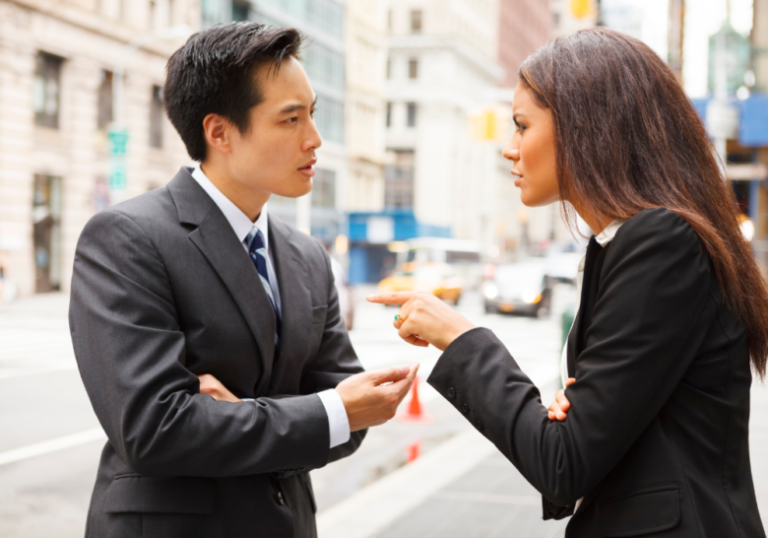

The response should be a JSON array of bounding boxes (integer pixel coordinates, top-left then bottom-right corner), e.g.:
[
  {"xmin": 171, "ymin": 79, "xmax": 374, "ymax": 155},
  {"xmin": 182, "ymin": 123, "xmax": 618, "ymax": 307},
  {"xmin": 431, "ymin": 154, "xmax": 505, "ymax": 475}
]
[
  {"xmin": 232, "ymin": 0, "xmax": 249, "ymax": 21},
  {"xmin": 406, "ymin": 102, "xmax": 417, "ymax": 128},
  {"xmin": 314, "ymin": 95, "xmax": 344, "ymax": 143},
  {"xmin": 33, "ymin": 174, "xmax": 62, "ymax": 293},
  {"xmin": 97, "ymin": 70, "xmax": 113, "ymax": 130},
  {"xmin": 410, "ymin": 10, "xmax": 422, "ymax": 33},
  {"xmin": 149, "ymin": 85, "xmax": 163, "ymax": 149},
  {"xmin": 386, "ymin": 59, "xmax": 391, "ymax": 79},
  {"xmin": 385, "ymin": 149, "xmax": 415, "ymax": 208},
  {"xmin": 304, "ymin": 42, "xmax": 345, "ymax": 91},
  {"xmin": 312, "ymin": 168, "xmax": 337, "ymax": 208},
  {"xmin": 386, "ymin": 102, "xmax": 392, "ymax": 128},
  {"xmin": 33, "ymin": 52, "xmax": 63, "ymax": 129},
  {"xmin": 408, "ymin": 58, "xmax": 418, "ymax": 79}
]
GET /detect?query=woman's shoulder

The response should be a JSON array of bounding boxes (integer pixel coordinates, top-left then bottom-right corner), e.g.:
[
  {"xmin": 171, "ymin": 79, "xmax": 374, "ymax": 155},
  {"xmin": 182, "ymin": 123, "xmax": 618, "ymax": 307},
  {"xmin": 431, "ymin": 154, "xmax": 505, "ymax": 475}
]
[{"xmin": 608, "ymin": 207, "xmax": 709, "ymax": 273}]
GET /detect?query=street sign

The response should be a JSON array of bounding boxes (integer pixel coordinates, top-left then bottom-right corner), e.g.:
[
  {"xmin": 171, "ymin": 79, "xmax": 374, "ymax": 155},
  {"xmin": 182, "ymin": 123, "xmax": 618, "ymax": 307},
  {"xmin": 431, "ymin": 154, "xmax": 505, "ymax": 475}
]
[
  {"xmin": 107, "ymin": 127, "xmax": 129, "ymax": 192},
  {"xmin": 108, "ymin": 161, "xmax": 127, "ymax": 191},
  {"xmin": 107, "ymin": 128, "xmax": 129, "ymax": 157}
]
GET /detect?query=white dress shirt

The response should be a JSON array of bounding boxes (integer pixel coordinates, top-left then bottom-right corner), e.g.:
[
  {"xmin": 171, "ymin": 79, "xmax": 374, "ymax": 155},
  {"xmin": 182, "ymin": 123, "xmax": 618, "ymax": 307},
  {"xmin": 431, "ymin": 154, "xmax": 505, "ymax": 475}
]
[
  {"xmin": 191, "ymin": 164, "xmax": 351, "ymax": 449},
  {"xmin": 559, "ymin": 220, "xmax": 624, "ymax": 518}
]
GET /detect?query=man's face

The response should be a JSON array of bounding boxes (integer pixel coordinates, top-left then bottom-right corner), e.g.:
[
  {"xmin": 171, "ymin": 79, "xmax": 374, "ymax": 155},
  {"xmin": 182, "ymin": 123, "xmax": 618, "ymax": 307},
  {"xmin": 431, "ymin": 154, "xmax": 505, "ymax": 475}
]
[{"xmin": 227, "ymin": 57, "xmax": 322, "ymax": 199}]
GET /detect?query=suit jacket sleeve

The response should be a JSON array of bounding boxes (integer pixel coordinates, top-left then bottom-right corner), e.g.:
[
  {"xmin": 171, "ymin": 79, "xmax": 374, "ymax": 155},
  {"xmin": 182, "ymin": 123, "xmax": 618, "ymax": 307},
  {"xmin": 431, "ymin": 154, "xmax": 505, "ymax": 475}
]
[
  {"xmin": 70, "ymin": 209, "xmax": 332, "ymax": 478},
  {"xmin": 300, "ymin": 241, "xmax": 367, "ymax": 464},
  {"xmin": 427, "ymin": 208, "xmax": 712, "ymax": 507}
]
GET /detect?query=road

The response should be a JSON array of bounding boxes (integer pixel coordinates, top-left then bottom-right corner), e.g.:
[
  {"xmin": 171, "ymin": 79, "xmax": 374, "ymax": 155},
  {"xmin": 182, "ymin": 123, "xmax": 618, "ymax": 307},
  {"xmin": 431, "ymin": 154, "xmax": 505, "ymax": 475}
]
[{"xmin": 2, "ymin": 286, "xmax": 767, "ymax": 536}]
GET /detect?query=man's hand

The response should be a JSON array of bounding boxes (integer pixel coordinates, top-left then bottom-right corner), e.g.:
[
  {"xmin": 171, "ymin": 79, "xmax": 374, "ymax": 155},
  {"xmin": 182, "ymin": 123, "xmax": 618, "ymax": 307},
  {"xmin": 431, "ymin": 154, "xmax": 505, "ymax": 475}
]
[
  {"xmin": 336, "ymin": 364, "xmax": 420, "ymax": 431},
  {"xmin": 547, "ymin": 378, "xmax": 575, "ymax": 421},
  {"xmin": 198, "ymin": 374, "xmax": 242, "ymax": 403}
]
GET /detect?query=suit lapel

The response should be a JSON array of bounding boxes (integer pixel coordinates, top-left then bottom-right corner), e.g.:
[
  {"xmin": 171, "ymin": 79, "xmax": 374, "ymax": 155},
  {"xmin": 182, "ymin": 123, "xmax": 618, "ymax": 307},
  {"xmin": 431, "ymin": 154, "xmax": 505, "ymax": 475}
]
[
  {"xmin": 168, "ymin": 169, "xmax": 277, "ymax": 386},
  {"xmin": 267, "ymin": 216, "xmax": 312, "ymax": 393}
]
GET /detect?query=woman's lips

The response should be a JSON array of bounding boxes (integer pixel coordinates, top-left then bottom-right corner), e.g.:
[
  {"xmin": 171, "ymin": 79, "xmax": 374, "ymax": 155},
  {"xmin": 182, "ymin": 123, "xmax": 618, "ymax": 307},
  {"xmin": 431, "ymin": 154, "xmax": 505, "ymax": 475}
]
[
  {"xmin": 512, "ymin": 172, "xmax": 523, "ymax": 187},
  {"xmin": 298, "ymin": 165, "xmax": 316, "ymax": 178}
]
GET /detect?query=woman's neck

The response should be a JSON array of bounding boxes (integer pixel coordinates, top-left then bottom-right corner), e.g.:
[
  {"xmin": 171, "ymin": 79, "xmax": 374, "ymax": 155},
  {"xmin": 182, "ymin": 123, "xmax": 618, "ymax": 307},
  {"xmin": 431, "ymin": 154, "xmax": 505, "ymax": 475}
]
[{"xmin": 570, "ymin": 199, "xmax": 611, "ymax": 236}]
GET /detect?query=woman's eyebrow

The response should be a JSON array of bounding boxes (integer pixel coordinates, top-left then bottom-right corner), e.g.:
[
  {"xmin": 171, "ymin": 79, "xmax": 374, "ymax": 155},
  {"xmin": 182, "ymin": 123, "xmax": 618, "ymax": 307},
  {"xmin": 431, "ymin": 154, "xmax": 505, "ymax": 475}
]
[{"xmin": 513, "ymin": 112, "xmax": 528, "ymax": 123}]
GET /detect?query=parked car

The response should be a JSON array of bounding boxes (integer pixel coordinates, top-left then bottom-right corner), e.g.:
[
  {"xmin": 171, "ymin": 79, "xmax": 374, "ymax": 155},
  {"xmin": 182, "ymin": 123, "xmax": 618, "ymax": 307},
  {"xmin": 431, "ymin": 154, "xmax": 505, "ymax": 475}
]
[
  {"xmin": 483, "ymin": 262, "xmax": 552, "ymax": 317},
  {"xmin": 377, "ymin": 262, "xmax": 463, "ymax": 305}
]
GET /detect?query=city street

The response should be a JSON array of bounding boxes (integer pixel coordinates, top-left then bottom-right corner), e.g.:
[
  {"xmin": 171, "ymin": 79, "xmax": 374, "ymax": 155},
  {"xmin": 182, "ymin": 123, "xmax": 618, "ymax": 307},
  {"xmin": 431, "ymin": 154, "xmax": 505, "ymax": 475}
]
[
  {"xmin": 2, "ymin": 285, "xmax": 768, "ymax": 537},
  {"xmin": 0, "ymin": 284, "xmax": 569, "ymax": 537}
]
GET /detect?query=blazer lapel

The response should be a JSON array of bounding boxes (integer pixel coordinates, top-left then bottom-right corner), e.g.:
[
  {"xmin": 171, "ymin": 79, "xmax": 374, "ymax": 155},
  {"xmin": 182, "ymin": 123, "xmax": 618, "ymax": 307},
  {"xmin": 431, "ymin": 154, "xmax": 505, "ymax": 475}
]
[
  {"xmin": 267, "ymin": 216, "xmax": 312, "ymax": 393},
  {"xmin": 168, "ymin": 169, "xmax": 277, "ymax": 384}
]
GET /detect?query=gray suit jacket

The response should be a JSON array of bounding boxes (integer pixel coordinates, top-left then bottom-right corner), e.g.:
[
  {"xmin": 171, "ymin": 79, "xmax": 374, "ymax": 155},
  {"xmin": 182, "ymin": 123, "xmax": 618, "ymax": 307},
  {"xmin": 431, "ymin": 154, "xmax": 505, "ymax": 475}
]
[{"xmin": 69, "ymin": 168, "xmax": 365, "ymax": 538}]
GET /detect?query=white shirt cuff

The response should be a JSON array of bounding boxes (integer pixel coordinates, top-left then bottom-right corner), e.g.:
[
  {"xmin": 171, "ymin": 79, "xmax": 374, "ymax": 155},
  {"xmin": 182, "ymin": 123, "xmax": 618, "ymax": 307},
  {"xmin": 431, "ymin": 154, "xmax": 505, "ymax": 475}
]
[{"xmin": 317, "ymin": 389, "xmax": 351, "ymax": 448}]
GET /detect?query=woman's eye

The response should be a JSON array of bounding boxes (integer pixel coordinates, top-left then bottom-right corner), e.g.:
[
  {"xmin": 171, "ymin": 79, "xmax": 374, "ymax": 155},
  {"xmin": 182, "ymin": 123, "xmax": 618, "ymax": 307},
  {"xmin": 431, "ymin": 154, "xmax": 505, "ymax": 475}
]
[
  {"xmin": 515, "ymin": 122, "xmax": 526, "ymax": 132},
  {"xmin": 310, "ymin": 109, "xmax": 316, "ymax": 118},
  {"xmin": 286, "ymin": 117, "xmax": 298, "ymax": 124}
]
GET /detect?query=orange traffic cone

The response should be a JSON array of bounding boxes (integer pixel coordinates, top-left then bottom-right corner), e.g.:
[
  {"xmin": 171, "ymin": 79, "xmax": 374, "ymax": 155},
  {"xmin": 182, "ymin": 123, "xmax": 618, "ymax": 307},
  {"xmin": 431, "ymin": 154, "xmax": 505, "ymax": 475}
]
[
  {"xmin": 406, "ymin": 441, "xmax": 421, "ymax": 463},
  {"xmin": 397, "ymin": 376, "xmax": 434, "ymax": 424}
]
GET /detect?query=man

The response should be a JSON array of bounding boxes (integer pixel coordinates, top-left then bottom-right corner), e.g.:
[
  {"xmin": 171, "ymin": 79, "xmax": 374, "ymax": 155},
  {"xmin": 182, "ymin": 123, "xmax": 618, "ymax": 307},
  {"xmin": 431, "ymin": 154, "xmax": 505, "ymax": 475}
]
[{"xmin": 70, "ymin": 23, "xmax": 417, "ymax": 538}]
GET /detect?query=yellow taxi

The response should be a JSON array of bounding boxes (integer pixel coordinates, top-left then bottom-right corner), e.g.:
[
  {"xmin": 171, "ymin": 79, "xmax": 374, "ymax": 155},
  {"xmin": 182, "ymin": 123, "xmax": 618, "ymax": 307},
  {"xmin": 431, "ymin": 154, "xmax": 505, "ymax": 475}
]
[{"xmin": 377, "ymin": 262, "xmax": 463, "ymax": 305}]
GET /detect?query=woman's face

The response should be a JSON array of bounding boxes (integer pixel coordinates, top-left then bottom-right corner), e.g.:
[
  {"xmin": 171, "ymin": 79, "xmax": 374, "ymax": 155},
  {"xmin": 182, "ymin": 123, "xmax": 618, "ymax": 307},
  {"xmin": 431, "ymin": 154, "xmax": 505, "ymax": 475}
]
[{"xmin": 503, "ymin": 83, "xmax": 560, "ymax": 207}]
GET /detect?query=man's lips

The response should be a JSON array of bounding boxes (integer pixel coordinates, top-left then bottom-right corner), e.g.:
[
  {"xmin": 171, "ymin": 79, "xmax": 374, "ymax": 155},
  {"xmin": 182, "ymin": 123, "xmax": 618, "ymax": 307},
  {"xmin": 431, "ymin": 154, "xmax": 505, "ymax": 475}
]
[{"xmin": 298, "ymin": 158, "xmax": 317, "ymax": 178}]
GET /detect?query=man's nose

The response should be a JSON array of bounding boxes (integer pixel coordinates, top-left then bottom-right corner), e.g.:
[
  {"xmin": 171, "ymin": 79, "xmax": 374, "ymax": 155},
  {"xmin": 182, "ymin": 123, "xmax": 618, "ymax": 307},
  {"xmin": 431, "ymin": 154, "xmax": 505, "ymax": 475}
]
[{"xmin": 303, "ymin": 123, "xmax": 323, "ymax": 152}]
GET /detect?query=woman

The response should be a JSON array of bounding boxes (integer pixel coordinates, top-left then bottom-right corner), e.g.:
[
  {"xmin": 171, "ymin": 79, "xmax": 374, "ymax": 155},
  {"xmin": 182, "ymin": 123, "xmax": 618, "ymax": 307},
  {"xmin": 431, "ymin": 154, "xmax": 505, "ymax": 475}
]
[{"xmin": 369, "ymin": 28, "xmax": 768, "ymax": 537}]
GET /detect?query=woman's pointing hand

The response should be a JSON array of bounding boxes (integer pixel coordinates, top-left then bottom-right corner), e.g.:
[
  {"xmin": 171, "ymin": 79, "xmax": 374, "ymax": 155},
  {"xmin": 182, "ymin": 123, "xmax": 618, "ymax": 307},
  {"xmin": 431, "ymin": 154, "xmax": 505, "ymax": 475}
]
[{"xmin": 366, "ymin": 291, "xmax": 477, "ymax": 351}]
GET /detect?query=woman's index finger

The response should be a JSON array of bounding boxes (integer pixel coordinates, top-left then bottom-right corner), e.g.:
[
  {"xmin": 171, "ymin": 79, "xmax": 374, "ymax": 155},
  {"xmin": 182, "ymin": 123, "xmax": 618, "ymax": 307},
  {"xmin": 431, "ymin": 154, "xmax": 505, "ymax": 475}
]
[{"xmin": 366, "ymin": 291, "xmax": 416, "ymax": 305}]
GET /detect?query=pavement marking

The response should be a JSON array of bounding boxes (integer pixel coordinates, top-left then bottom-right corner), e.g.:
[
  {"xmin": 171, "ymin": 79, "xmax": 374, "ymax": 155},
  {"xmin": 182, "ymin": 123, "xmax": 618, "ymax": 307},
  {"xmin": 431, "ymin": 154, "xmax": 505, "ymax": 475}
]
[
  {"xmin": 433, "ymin": 490, "xmax": 541, "ymax": 506},
  {"xmin": 0, "ymin": 363, "xmax": 78, "ymax": 380},
  {"xmin": 317, "ymin": 430, "xmax": 498, "ymax": 538},
  {"xmin": 0, "ymin": 428, "xmax": 105, "ymax": 466}
]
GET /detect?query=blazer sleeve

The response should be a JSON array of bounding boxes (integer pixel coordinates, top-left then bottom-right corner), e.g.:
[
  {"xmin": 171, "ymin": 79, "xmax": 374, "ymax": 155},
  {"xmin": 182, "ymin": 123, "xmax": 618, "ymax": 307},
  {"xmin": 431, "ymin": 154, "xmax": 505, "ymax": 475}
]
[
  {"xmin": 427, "ymin": 208, "xmax": 712, "ymax": 507},
  {"xmin": 300, "ymin": 241, "xmax": 367, "ymax": 465},
  {"xmin": 70, "ymin": 209, "xmax": 331, "ymax": 478}
]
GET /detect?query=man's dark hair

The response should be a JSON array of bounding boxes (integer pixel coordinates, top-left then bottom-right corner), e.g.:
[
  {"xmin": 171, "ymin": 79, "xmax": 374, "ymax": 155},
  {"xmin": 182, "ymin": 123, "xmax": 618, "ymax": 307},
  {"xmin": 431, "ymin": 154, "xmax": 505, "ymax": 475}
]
[{"xmin": 164, "ymin": 22, "xmax": 302, "ymax": 162}]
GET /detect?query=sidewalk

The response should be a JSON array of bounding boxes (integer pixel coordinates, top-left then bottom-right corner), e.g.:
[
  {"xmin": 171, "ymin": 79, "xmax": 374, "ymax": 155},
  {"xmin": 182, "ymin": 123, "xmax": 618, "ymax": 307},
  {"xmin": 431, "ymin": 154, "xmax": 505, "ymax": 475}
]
[{"xmin": 318, "ymin": 382, "xmax": 768, "ymax": 538}]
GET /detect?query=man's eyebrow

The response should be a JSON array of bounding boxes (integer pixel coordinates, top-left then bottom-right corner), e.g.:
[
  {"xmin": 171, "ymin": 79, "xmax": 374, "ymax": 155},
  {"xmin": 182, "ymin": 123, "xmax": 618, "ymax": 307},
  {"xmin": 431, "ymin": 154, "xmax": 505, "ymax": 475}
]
[{"xmin": 279, "ymin": 97, "xmax": 318, "ymax": 114}]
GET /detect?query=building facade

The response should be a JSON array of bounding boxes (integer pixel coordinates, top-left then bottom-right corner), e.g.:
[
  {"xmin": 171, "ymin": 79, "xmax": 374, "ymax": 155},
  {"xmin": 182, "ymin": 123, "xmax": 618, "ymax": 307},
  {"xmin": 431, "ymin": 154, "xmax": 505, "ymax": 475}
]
[
  {"xmin": 0, "ymin": 0, "xmax": 196, "ymax": 299},
  {"xmin": 344, "ymin": 0, "xmax": 388, "ymax": 216},
  {"xmin": 348, "ymin": 0, "xmax": 509, "ymax": 283}
]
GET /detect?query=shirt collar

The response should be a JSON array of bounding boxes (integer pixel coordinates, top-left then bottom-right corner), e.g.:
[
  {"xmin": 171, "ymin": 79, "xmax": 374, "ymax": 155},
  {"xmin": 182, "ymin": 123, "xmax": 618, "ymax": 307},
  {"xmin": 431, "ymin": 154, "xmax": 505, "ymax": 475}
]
[
  {"xmin": 190, "ymin": 164, "xmax": 269, "ymax": 251},
  {"xmin": 595, "ymin": 220, "xmax": 624, "ymax": 247}
]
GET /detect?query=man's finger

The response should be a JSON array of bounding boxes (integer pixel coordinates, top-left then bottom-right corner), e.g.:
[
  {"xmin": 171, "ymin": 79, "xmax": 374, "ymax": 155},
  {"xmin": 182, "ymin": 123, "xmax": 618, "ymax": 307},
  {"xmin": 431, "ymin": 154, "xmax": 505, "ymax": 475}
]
[
  {"xmin": 556, "ymin": 390, "xmax": 570, "ymax": 412},
  {"xmin": 390, "ymin": 363, "xmax": 420, "ymax": 396},
  {"xmin": 565, "ymin": 377, "xmax": 576, "ymax": 387},
  {"xmin": 366, "ymin": 292, "xmax": 416, "ymax": 305},
  {"xmin": 370, "ymin": 365, "xmax": 411, "ymax": 385}
]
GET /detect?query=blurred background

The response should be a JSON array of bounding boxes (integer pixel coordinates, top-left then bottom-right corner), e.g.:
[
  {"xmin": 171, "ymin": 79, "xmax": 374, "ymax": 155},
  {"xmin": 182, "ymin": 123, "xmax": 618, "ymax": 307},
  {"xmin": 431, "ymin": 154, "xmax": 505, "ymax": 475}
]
[{"xmin": 1, "ymin": 0, "xmax": 768, "ymax": 537}]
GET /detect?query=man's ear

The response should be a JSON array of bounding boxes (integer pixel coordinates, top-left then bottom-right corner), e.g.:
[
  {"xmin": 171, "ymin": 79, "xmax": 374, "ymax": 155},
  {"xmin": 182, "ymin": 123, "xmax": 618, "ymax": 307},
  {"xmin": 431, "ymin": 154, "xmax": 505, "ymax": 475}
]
[{"xmin": 202, "ymin": 113, "xmax": 234, "ymax": 155}]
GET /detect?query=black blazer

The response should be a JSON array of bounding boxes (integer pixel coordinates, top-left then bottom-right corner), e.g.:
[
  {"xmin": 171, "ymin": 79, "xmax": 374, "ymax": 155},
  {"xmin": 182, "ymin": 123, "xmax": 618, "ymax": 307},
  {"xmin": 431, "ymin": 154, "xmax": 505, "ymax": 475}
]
[
  {"xmin": 69, "ymin": 168, "xmax": 365, "ymax": 538},
  {"xmin": 429, "ymin": 208, "xmax": 765, "ymax": 537}
]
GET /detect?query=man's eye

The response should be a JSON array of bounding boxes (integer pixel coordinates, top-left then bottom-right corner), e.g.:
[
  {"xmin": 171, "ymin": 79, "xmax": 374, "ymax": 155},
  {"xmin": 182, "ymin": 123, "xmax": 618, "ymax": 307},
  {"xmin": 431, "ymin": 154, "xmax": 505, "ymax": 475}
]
[
  {"xmin": 286, "ymin": 117, "xmax": 298, "ymax": 124},
  {"xmin": 310, "ymin": 109, "xmax": 316, "ymax": 118}
]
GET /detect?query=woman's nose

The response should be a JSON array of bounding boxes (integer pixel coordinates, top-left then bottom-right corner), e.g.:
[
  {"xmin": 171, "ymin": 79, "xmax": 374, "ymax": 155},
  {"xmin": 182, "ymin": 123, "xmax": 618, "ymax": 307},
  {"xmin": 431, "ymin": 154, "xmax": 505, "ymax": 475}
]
[{"xmin": 502, "ymin": 144, "xmax": 520, "ymax": 162}]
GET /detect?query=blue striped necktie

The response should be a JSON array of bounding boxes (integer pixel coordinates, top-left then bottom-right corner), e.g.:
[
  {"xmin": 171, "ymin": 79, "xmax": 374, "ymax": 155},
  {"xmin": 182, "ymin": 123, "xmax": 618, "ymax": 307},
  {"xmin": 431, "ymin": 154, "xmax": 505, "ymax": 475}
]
[{"xmin": 245, "ymin": 227, "xmax": 281, "ymax": 346}]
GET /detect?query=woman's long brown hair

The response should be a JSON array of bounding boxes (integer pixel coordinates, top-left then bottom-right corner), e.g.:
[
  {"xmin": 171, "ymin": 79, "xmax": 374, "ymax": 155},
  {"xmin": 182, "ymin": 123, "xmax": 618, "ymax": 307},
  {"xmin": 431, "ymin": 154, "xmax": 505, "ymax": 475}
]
[{"xmin": 519, "ymin": 28, "xmax": 768, "ymax": 378}]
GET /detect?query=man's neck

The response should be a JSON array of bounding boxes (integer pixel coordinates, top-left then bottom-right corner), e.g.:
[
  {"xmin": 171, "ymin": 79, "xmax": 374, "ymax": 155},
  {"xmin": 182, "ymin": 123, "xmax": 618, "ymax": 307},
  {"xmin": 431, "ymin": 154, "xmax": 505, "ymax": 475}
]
[{"xmin": 200, "ymin": 161, "xmax": 269, "ymax": 222}]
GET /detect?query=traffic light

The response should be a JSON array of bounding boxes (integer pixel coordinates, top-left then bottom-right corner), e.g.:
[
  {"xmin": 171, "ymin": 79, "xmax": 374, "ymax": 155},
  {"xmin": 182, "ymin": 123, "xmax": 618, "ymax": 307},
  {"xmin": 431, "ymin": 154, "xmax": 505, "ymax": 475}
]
[
  {"xmin": 571, "ymin": 0, "xmax": 594, "ymax": 19},
  {"xmin": 469, "ymin": 108, "xmax": 509, "ymax": 142}
]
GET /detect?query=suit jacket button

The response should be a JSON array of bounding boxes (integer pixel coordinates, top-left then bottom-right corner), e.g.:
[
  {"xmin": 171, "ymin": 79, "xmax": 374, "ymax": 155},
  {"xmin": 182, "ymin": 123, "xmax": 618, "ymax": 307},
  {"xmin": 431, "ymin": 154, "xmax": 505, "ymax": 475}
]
[
  {"xmin": 276, "ymin": 491, "xmax": 285, "ymax": 505},
  {"xmin": 447, "ymin": 387, "xmax": 456, "ymax": 399},
  {"xmin": 461, "ymin": 403, "xmax": 470, "ymax": 415},
  {"xmin": 475, "ymin": 420, "xmax": 484, "ymax": 432}
]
